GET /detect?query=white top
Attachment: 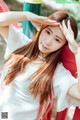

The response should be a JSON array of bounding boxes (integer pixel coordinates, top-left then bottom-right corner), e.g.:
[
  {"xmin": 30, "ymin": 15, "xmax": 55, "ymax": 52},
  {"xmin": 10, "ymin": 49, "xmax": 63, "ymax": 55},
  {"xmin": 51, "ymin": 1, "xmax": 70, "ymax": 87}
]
[{"xmin": 0, "ymin": 25, "xmax": 80, "ymax": 120}]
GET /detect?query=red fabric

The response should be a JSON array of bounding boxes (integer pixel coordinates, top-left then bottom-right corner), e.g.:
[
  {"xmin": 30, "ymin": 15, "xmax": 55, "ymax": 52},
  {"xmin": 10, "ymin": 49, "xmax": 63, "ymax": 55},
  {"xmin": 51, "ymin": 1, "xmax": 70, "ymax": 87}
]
[
  {"xmin": 47, "ymin": 109, "xmax": 52, "ymax": 120},
  {"xmin": 59, "ymin": 43, "xmax": 80, "ymax": 120},
  {"xmin": 56, "ymin": 108, "xmax": 68, "ymax": 120},
  {"xmin": 60, "ymin": 45, "xmax": 77, "ymax": 78},
  {"xmin": 0, "ymin": 0, "xmax": 9, "ymax": 12},
  {"xmin": 73, "ymin": 107, "xmax": 80, "ymax": 120}
]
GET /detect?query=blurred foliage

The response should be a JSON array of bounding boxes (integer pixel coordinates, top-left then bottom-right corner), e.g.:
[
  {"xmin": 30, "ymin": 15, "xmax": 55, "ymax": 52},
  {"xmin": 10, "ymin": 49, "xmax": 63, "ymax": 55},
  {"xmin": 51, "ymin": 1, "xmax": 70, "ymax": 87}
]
[
  {"xmin": 56, "ymin": 0, "xmax": 80, "ymax": 2},
  {"xmin": 4, "ymin": 0, "xmax": 23, "ymax": 11},
  {"xmin": 4, "ymin": 0, "xmax": 80, "ymax": 42}
]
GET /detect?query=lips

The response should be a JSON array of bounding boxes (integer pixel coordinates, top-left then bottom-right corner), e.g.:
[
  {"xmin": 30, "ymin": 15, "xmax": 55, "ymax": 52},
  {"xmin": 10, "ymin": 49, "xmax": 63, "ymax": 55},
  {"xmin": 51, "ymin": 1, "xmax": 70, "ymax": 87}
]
[{"xmin": 42, "ymin": 44, "xmax": 49, "ymax": 50}]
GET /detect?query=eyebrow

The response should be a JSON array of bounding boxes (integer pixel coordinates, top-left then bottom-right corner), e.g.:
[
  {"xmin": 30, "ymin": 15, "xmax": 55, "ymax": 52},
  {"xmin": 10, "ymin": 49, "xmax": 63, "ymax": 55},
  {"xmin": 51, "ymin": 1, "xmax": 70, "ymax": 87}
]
[
  {"xmin": 56, "ymin": 35, "xmax": 63, "ymax": 41},
  {"xmin": 47, "ymin": 28, "xmax": 53, "ymax": 33}
]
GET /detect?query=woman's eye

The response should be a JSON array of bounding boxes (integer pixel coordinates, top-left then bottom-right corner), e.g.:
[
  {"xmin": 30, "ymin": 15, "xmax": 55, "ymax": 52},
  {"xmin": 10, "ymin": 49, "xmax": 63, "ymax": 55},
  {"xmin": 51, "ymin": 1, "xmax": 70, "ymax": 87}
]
[
  {"xmin": 55, "ymin": 39, "xmax": 60, "ymax": 43},
  {"xmin": 45, "ymin": 30, "xmax": 51, "ymax": 35}
]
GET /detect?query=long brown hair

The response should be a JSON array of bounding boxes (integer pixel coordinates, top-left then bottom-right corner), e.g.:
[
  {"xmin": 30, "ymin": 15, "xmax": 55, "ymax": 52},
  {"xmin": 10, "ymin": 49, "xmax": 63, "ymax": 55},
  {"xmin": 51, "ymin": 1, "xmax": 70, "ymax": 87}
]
[{"xmin": 2, "ymin": 11, "xmax": 78, "ymax": 105}]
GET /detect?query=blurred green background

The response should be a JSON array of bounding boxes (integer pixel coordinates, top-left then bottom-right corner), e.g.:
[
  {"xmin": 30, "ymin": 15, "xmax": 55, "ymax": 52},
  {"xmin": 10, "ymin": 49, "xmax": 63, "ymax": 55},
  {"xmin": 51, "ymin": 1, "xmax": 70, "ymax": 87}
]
[{"xmin": 4, "ymin": 0, "xmax": 80, "ymax": 42}]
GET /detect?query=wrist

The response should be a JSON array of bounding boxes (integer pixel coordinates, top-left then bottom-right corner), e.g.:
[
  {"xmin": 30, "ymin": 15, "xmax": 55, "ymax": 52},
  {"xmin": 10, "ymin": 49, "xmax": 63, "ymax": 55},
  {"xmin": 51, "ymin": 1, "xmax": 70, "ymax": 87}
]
[
  {"xmin": 24, "ymin": 11, "xmax": 36, "ymax": 21},
  {"xmin": 24, "ymin": 11, "xmax": 30, "ymax": 20},
  {"xmin": 72, "ymin": 42, "xmax": 79, "ymax": 55},
  {"xmin": 75, "ymin": 47, "xmax": 80, "ymax": 56}
]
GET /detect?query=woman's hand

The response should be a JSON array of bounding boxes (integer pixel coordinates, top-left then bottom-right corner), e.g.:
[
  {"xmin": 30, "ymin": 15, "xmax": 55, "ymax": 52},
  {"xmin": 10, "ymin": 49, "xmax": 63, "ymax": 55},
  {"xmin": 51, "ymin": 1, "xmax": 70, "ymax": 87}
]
[
  {"xmin": 60, "ymin": 20, "xmax": 79, "ymax": 54},
  {"xmin": 26, "ymin": 12, "xmax": 59, "ymax": 31}
]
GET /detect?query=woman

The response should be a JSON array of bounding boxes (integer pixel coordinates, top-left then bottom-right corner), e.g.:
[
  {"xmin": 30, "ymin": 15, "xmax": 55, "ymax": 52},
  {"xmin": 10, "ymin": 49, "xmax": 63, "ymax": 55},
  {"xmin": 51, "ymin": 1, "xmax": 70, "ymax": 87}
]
[{"xmin": 0, "ymin": 11, "xmax": 80, "ymax": 120}]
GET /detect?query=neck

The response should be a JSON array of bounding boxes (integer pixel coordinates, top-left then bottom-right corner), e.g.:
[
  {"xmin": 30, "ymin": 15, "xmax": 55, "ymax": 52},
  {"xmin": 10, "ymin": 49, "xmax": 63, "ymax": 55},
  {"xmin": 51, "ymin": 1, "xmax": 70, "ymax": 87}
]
[
  {"xmin": 39, "ymin": 52, "xmax": 48, "ymax": 58},
  {"xmin": 38, "ymin": 52, "xmax": 47, "ymax": 61},
  {"xmin": 31, "ymin": 52, "xmax": 48, "ymax": 64}
]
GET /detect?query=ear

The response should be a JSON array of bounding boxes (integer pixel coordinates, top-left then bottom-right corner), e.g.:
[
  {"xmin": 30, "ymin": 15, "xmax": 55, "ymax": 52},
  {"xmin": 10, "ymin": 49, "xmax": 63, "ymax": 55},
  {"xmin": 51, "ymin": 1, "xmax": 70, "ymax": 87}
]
[{"xmin": 31, "ymin": 21, "xmax": 42, "ymax": 31}]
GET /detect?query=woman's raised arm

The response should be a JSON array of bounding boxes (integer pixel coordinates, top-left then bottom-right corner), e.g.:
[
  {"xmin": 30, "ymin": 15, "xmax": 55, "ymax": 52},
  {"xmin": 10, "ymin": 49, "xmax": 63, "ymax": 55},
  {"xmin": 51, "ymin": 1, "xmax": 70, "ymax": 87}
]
[
  {"xmin": 0, "ymin": 11, "xmax": 27, "ymax": 41},
  {"xmin": 0, "ymin": 11, "xmax": 59, "ymax": 41}
]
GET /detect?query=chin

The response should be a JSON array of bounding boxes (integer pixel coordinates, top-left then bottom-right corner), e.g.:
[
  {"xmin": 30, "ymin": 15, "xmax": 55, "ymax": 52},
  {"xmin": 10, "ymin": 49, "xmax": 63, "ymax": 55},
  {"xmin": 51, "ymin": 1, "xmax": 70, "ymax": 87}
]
[
  {"xmin": 39, "ymin": 49, "xmax": 46, "ymax": 54},
  {"xmin": 39, "ymin": 44, "xmax": 47, "ymax": 52}
]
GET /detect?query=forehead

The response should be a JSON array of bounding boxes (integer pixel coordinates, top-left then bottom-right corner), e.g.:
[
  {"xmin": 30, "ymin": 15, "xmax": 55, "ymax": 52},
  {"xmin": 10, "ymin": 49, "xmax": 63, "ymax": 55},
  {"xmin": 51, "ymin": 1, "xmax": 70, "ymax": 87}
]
[{"xmin": 47, "ymin": 26, "xmax": 66, "ymax": 41}]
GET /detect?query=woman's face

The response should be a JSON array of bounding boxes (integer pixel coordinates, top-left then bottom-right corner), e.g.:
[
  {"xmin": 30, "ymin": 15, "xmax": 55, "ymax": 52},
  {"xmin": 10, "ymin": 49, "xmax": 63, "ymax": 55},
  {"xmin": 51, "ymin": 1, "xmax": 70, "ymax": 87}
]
[{"xmin": 38, "ymin": 25, "xmax": 67, "ymax": 56}]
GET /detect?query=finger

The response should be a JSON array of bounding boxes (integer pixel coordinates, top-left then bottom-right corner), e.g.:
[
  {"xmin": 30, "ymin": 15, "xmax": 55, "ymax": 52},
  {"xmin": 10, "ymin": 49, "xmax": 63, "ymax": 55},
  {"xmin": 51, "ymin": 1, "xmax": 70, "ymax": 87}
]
[
  {"xmin": 32, "ymin": 19, "xmax": 59, "ymax": 26},
  {"xmin": 59, "ymin": 25, "xmax": 66, "ymax": 35},
  {"xmin": 67, "ymin": 20, "xmax": 72, "ymax": 31},
  {"xmin": 31, "ymin": 20, "xmax": 59, "ymax": 29},
  {"xmin": 59, "ymin": 24, "xmax": 64, "ymax": 32},
  {"xmin": 38, "ymin": 17, "xmax": 57, "ymax": 22},
  {"xmin": 36, "ymin": 17, "xmax": 58, "ymax": 23},
  {"xmin": 37, "ymin": 19, "xmax": 60, "ymax": 26},
  {"xmin": 67, "ymin": 20, "xmax": 74, "ymax": 37},
  {"xmin": 62, "ymin": 20, "xmax": 67, "ymax": 29},
  {"xmin": 35, "ymin": 17, "xmax": 56, "ymax": 22},
  {"xmin": 44, "ymin": 20, "xmax": 60, "ymax": 25},
  {"xmin": 42, "ymin": 20, "xmax": 59, "ymax": 25}
]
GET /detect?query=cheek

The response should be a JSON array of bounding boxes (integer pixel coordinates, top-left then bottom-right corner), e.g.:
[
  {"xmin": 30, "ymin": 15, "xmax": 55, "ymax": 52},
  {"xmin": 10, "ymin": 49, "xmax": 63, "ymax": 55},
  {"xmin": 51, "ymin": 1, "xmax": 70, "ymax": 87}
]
[
  {"xmin": 38, "ymin": 36, "xmax": 42, "ymax": 46},
  {"xmin": 38, "ymin": 33, "xmax": 46, "ymax": 45},
  {"xmin": 38, "ymin": 35, "xmax": 43, "ymax": 50},
  {"xmin": 50, "ymin": 42, "xmax": 65, "ymax": 51}
]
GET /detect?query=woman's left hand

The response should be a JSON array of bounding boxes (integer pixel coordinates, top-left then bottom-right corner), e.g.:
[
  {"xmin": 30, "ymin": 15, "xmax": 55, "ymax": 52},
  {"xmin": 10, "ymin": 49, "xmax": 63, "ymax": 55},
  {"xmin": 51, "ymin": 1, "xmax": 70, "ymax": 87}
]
[{"xmin": 60, "ymin": 20, "xmax": 79, "ymax": 54}]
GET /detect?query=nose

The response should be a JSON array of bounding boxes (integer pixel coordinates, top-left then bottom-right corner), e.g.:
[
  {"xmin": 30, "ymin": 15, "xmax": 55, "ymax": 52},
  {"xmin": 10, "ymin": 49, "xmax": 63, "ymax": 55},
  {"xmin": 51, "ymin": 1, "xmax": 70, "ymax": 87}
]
[{"xmin": 45, "ymin": 38, "xmax": 52, "ymax": 46}]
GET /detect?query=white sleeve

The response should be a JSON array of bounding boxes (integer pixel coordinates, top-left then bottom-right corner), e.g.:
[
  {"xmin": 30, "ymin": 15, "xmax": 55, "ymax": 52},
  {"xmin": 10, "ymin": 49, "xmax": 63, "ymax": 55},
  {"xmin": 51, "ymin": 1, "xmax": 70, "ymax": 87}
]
[
  {"xmin": 53, "ymin": 63, "xmax": 80, "ymax": 112},
  {"xmin": 0, "ymin": 66, "xmax": 8, "ymax": 95},
  {"xmin": 4, "ymin": 25, "xmax": 31, "ymax": 59}
]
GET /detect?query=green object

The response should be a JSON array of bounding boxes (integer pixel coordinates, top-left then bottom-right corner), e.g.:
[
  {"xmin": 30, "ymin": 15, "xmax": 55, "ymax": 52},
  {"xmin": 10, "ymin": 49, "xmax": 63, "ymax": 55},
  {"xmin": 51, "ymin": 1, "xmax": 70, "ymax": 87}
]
[{"xmin": 23, "ymin": 0, "xmax": 42, "ymax": 39}]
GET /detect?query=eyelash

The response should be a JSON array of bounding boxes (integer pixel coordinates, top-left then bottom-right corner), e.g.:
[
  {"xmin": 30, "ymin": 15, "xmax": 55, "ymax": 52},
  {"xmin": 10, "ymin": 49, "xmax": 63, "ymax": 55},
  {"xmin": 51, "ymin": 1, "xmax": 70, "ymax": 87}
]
[
  {"xmin": 45, "ymin": 30, "xmax": 51, "ymax": 35},
  {"xmin": 55, "ymin": 38, "xmax": 60, "ymax": 43}
]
